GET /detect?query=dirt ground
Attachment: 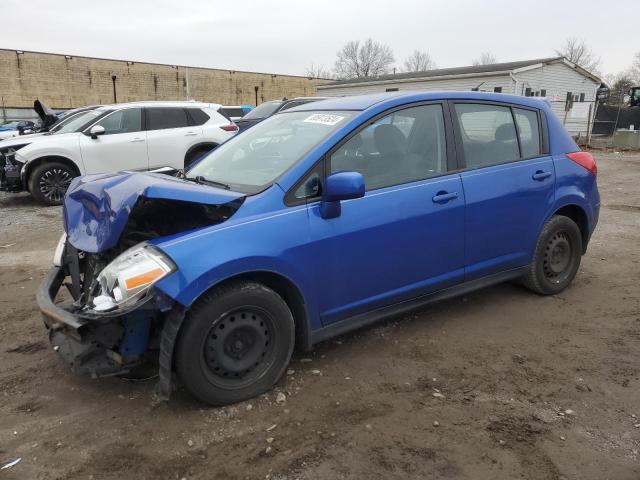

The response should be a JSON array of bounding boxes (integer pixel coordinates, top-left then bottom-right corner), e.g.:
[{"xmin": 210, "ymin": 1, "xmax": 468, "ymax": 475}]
[{"xmin": 1, "ymin": 151, "xmax": 639, "ymax": 480}]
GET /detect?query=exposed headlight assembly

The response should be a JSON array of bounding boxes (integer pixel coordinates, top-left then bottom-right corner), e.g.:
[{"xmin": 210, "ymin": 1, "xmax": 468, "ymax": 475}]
[{"xmin": 92, "ymin": 243, "xmax": 176, "ymax": 312}]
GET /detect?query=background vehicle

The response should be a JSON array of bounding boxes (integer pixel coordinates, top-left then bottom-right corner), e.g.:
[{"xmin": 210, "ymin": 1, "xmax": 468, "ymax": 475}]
[
  {"xmin": 4, "ymin": 101, "xmax": 237, "ymax": 205},
  {"xmin": 0, "ymin": 120, "xmax": 36, "ymax": 140},
  {"xmin": 39, "ymin": 92, "xmax": 599, "ymax": 406},
  {"xmin": 234, "ymin": 96, "xmax": 328, "ymax": 132},
  {"xmin": 219, "ymin": 105, "xmax": 253, "ymax": 121}
]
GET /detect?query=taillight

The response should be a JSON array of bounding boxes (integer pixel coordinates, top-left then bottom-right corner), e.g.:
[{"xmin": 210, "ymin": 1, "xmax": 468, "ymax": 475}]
[
  {"xmin": 220, "ymin": 124, "xmax": 239, "ymax": 132},
  {"xmin": 566, "ymin": 151, "xmax": 597, "ymax": 176}
]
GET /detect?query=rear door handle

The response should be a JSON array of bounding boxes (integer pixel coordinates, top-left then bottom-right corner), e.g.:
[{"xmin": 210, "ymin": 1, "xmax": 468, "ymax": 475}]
[
  {"xmin": 185, "ymin": 131, "xmax": 198, "ymax": 136},
  {"xmin": 532, "ymin": 170, "xmax": 552, "ymax": 181},
  {"xmin": 130, "ymin": 137, "xmax": 145, "ymax": 143},
  {"xmin": 432, "ymin": 191, "xmax": 458, "ymax": 204}
]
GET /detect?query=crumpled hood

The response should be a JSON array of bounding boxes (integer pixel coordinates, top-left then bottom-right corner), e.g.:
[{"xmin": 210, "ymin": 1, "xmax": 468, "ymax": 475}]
[{"xmin": 64, "ymin": 172, "xmax": 245, "ymax": 253}]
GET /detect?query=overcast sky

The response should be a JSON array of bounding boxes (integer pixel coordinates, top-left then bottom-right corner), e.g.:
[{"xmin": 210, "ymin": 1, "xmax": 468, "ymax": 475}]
[{"xmin": 1, "ymin": 0, "xmax": 636, "ymax": 78}]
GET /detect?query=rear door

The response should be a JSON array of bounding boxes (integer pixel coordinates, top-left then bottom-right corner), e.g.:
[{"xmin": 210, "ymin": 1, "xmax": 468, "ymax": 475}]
[
  {"xmin": 145, "ymin": 107, "xmax": 200, "ymax": 169},
  {"xmin": 451, "ymin": 101, "xmax": 554, "ymax": 280},
  {"xmin": 305, "ymin": 102, "xmax": 466, "ymax": 325},
  {"xmin": 78, "ymin": 107, "xmax": 147, "ymax": 174}
]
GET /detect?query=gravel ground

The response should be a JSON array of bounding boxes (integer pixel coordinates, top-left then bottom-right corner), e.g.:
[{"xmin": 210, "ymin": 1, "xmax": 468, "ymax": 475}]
[{"xmin": 0, "ymin": 151, "xmax": 639, "ymax": 480}]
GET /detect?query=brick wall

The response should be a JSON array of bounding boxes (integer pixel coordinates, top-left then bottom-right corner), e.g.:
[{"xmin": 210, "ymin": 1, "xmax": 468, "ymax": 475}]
[{"xmin": 0, "ymin": 49, "xmax": 331, "ymax": 110}]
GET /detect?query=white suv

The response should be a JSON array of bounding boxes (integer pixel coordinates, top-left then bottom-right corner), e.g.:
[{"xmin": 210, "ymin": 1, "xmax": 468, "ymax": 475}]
[{"xmin": 2, "ymin": 101, "xmax": 237, "ymax": 205}]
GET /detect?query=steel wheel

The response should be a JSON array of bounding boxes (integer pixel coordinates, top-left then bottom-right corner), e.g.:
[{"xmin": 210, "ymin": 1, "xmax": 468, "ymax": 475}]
[
  {"xmin": 200, "ymin": 307, "xmax": 276, "ymax": 388},
  {"xmin": 543, "ymin": 231, "xmax": 573, "ymax": 284}
]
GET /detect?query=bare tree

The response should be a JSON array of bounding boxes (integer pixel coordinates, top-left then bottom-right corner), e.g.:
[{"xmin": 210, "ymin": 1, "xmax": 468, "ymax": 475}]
[
  {"xmin": 333, "ymin": 39, "xmax": 395, "ymax": 79},
  {"xmin": 472, "ymin": 52, "xmax": 498, "ymax": 66},
  {"xmin": 632, "ymin": 51, "xmax": 640, "ymax": 83},
  {"xmin": 555, "ymin": 38, "xmax": 601, "ymax": 73},
  {"xmin": 403, "ymin": 50, "xmax": 437, "ymax": 72},
  {"xmin": 305, "ymin": 63, "xmax": 333, "ymax": 79}
]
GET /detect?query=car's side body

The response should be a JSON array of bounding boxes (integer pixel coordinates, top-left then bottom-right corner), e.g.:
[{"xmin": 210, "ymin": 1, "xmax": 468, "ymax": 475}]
[
  {"xmin": 38, "ymin": 91, "xmax": 599, "ymax": 403},
  {"xmin": 141, "ymin": 92, "xmax": 598, "ymax": 352}
]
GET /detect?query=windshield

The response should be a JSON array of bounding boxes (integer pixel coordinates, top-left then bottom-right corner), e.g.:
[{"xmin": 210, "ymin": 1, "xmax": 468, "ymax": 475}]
[
  {"xmin": 188, "ymin": 110, "xmax": 355, "ymax": 193},
  {"xmin": 242, "ymin": 100, "xmax": 283, "ymax": 120},
  {"xmin": 54, "ymin": 110, "xmax": 105, "ymax": 134}
]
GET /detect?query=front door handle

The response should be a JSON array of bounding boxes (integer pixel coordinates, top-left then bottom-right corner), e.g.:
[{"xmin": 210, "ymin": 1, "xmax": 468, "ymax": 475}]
[
  {"xmin": 185, "ymin": 131, "xmax": 198, "ymax": 136},
  {"xmin": 432, "ymin": 191, "xmax": 458, "ymax": 204},
  {"xmin": 130, "ymin": 137, "xmax": 145, "ymax": 143},
  {"xmin": 532, "ymin": 170, "xmax": 552, "ymax": 181}
]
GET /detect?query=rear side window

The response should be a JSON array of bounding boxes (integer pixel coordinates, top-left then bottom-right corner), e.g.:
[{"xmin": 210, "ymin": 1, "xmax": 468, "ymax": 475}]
[
  {"xmin": 95, "ymin": 108, "xmax": 142, "ymax": 135},
  {"xmin": 454, "ymin": 104, "xmax": 519, "ymax": 168},
  {"xmin": 188, "ymin": 108, "xmax": 210, "ymax": 126},
  {"xmin": 146, "ymin": 108, "xmax": 189, "ymax": 130},
  {"xmin": 513, "ymin": 108, "xmax": 540, "ymax": 158}
]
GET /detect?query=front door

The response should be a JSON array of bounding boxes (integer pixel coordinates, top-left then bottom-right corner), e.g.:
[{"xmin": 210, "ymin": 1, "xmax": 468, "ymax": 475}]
[
  {"xmin": 451, "ymin": 102, "xmax": 555, "ymax": 280},
  {"xmin": 306, "ymin": 103, "xmax": 466, "ymax": 325},
  {"xmin": 78, "ymin": 107, "xmax": 147, "ymax": 174}
]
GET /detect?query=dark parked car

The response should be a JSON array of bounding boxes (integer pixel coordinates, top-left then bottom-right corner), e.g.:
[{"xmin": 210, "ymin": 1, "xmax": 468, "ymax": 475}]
[
  {"xmin": 39, "ymin": 92, "xmax": 599, "ymax": 406},
  {"xmin": 234, "ymin": 97, "xmax": 328, "ymax": 132}
]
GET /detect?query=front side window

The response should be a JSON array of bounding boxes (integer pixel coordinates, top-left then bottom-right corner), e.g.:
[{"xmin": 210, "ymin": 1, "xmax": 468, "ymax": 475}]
[
  {"xmin": 146, "ymin": 108, "xmax": 189, "ymax": 130},
  {"xmin": 56, "ymin": 110, "xmax": 105, "ymax": 134},
  {"xmin": 454, "ymin": 103, "xmax": 519, "ymax": 169},
  {"xmin": 95, "ymin": 108, "xmax": 142, "ymax": 135},
  {"xmin": 188, "ymin": 111, "xmax": 354, "ymax": 194},
  {"xmin": 513, "ymin": 108, "xmax": 540, "ymax": 158},
  {"xmin": 330, "ymin": 104, "xmax": 447, "ymax": 191}
]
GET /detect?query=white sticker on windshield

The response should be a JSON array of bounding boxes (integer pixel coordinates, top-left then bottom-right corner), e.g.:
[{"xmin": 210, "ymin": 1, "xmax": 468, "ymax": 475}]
[{"xmin": 303, "ymin": 113, "xmax": 345, "ymax": 126}]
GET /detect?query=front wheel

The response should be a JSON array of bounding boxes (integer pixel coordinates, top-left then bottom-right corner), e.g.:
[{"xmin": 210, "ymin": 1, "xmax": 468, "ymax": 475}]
[
  {"xmin": 522, "ymin": 215, "xmax": 583, "ymax": 295},
  {"xmin": 28, "ymin": 162, "xmax": 76, "ymax": 206},
  {"xmin": 175, "ymin": 281, "xmax": 295, "ymax": 406}
]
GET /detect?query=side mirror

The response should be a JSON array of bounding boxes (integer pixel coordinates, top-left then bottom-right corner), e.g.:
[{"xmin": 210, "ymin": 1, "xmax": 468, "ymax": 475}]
[
  {"xmin": 89, "ymin": 125, "xmax": 105, "ymax": 139},
  {"xmin": 320, "ymin": 171, "xmax": 365, "ymax": 219}
]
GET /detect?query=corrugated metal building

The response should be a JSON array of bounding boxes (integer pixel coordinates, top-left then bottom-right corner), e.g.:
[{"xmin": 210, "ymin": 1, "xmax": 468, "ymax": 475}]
[{"xmin": 318, "ymin": 57, "xmax": 601, "ymax": 136}]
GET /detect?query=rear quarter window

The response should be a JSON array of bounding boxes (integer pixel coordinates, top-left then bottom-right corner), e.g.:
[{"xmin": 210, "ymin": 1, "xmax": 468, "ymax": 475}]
[
  {"xmin": 513, "ymin": 108, "xmax": 541, "ymax": 158},
  {"xmin": 188, "ymin": 108, "xmax": 210, "ymax": 126}
]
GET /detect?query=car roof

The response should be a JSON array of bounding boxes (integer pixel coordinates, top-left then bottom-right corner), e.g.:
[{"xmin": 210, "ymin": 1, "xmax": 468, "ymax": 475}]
[
  {"xmin": 286, "ymin": 91, "xmax": 550, "ymax": 112},
  {"xmin": 96, "ymin": 101, "xmax": 221, "ymax": 110}
]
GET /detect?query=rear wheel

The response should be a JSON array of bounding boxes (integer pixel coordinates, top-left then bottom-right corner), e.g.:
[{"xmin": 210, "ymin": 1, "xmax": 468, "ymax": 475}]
[
  {"xmin": 184, "ymin": 145, "xmax": 216, "ymax": 169},
  {"xmin": 28, "ymin": 162, "xmax": 76, "ymax": 206},
  {"xmin": 522, "ymin": 215, "xmax": 583, "ymax": 295},
  {"xmin": 175, "ymin": 281, "xmax": 295, "ymax": 405}
]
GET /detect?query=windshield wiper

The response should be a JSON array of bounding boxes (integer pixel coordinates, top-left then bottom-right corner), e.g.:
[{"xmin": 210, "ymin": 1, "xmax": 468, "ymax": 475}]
[{"xmin": 184, "ymin": 175, "xmax": 231, "ymax": 190}]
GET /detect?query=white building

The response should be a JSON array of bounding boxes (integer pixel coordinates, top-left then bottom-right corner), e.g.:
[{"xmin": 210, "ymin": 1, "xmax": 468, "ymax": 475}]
[{"xmin": 318, "ymin": 57, "xmax": 602, "ymax": 136}]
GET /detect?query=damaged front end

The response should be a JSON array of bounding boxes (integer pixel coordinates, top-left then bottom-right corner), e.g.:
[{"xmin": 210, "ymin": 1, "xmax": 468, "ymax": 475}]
[
  {"xmin": 37, "ymin": 172, "xmax": 245, "ymax": 396},
  {"xmin": 0, "ymin": 145, "xmax": 28, "ymax": 192}
]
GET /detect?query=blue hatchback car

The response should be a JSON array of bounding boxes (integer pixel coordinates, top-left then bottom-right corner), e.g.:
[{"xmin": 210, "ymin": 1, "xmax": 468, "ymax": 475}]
[{"xmin": 38, "ymin": 91, "xmax": 599, "ymax": 405}]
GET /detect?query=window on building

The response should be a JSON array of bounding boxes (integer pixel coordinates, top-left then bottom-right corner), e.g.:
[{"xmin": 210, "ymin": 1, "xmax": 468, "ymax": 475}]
[
  {"xmin": 385, "ymin": 88, "xmax": 399, "ymax": 92},
  {"xmin": 454, "ymin": 103, "xmax": 520, "ymax": 169},
  {"xmin": 95, "ymin": 108, "xmax": 142, "ymax": 135},
  {"xmin": 540, "ymin": 89, "xmax": 547, "ymax": 97},
  {"xmin": 330, "ymin": 104, "xmax": 447, "ymax": 190},
  {"xmin": 513, "ymin": 108, "xmax": 541, "ymax": 158},
  {"xmin": 494, "ymin": 87, "xmax": 502, "ymax": 93},
  {"xmin": 146, "ymin": 108, "xmax": 190, "ymax": 130},
  {"xmin": 524, "ymin": 87, "xmax": 532, "ymax": 97},
  {"xmin": 579, "ymin": 93, "xmax": 585, "ymax": 102}
]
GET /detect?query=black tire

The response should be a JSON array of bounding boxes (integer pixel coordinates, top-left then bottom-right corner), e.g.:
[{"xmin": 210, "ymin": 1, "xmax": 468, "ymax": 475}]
[
  {"xmin": 184, "ymin": 145, "xmax": 216, "ymax": 169},
  {"xmin": 28, "ymin": 161, "xmax": 76, "ymax": 206},
  {"xmin": 175, "ymin": 281, "xmax": 295, "ymax": 406},
  {"xmin": 522, "ymin": 215, "xmax": 583, "ymax": 295}
]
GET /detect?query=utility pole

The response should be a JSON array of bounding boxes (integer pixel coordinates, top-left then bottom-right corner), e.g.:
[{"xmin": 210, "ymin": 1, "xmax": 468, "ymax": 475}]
[{"xmin": 185, "ymin": 67, "xmax": 191, "ymax": 100}]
